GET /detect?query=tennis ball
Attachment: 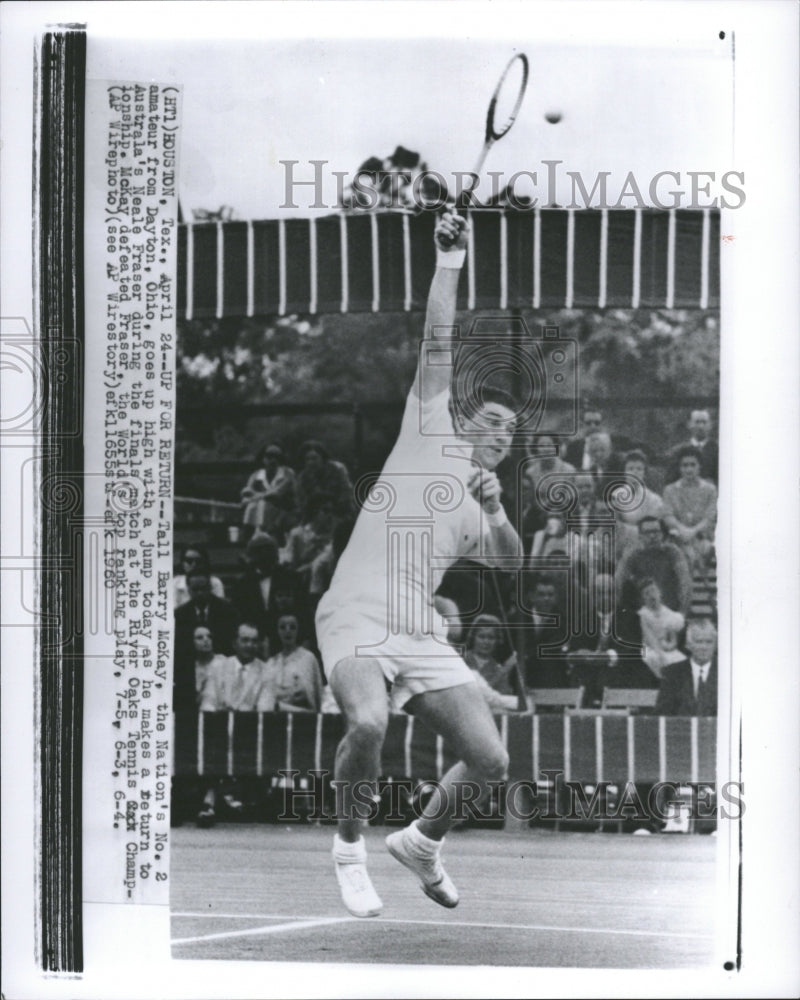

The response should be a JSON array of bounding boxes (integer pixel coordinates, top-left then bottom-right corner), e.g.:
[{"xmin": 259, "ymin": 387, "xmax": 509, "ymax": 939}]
[{"xmin": 545, "ymin": 111, "xmax": 562, "ymax": 124}]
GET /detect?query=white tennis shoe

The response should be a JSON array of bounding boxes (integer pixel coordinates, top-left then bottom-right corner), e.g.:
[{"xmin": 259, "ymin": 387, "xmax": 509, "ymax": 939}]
[
  {"xmin": 333, "ymin": 857, "xmax": 383, "ymax": 918},
  {"xmin": 385, "ymin": 829, "xmax": 459, "ymax": 908}
]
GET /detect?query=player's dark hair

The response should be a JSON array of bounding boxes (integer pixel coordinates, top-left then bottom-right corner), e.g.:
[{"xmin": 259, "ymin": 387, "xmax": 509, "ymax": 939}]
[{"xmin": 456, "ymin": 383, "xmax": 518, "ymax": 422}]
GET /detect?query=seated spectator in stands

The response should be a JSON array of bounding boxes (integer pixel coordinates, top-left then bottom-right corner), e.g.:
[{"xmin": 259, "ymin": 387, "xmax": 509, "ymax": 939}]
[
  {"xmin": 665, "ymin": 409, "xmax": 719, "ymax": 484},
  {"xmin": 515, "ymin": 574, "xmax": 571, "ymax": 688},
  {"xmin": 230, "ymin": 533, "xmax": 307, "ymax": 649},
  {"xmin": 569, "ymin": 473, "xmax": 622, "ymax": 573},
  {"xmin": 615, "ymin": 450, "xmax": 667, "ymax": 528},
  {"xmin": 463, "ymin": 614, "xmax": 516, "ymax": 694},
  {"xmin": 281, "ymin": 498, "xmax": 336, "ymax": 586},
  {"xmin": 530, "ymin": 514, "xmax": 569, "ymax": 560},
  {"xmin": 567, "ymin": 572, "xmax": 652, "ymax": 706},
  {"xmin": 585, "ymin": 430, "xmax": 624, "ymax": 482},
  {"xmin": 260, "ymin": 614, "xmax": 323, "ymax": 712},
  {"xmin": 662, "ymin": 446, "xmax": 717, "ymax": 575},
  {"xmin": 190, "ymin": 625, "xmax": 226, "ymax": 704},
  {"xmin": 616, "ymin": 516, "xmax": 693, "ymax": 617},
  {"xmin": 240, "ymin": 443, "xmax": 297, "ymax": 544},
  {"xmin": 199, "ymin": 621, "xmax": 269, "ymax": 712},
  {"xmin": 175, "ymin": 570, "xmax": 238, "ymax": 666},
  {"xmin": 173, "ymin": 623, "xmax": 225, "ymax": 715},
  {"xmin": 564, "ymin": 408, "xmax": 605, "ymax": 470},
  {"xmin": 655, "ymin": 619, "xmax": 718, "ymax": 716},
  {"xmin": 521, "ymin": 435, "xmax": 576, "ymax": 538},
  {"xmin": 294, "ymin": 440, "xmax": 354, "ymax": 521},
  {"xmin": 173, "ymin": 545, "xmax": 225, "ymax": 609},
  {"xmin": 637, "ymin": 578, "xmax": 686, "ymax": 679},
  {"xmin": 195, "ymin": 621, "xmax": 268, "ymax": 827}
]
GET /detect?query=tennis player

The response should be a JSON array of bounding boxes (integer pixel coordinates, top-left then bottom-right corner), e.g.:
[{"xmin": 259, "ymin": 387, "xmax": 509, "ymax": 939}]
[{"xmin": 315, "ymin": 211, "xmax": 522, "ymax": 917}]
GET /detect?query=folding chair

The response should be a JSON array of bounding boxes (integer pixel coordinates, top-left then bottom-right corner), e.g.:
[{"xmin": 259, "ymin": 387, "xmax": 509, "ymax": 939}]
[
  {"xmin": 527, "ymin": 687, "xmax": 585, "ymax": 713},
  {"xmin": 600, "ymin": 688, "xmax": 659, "ymax": 714}
]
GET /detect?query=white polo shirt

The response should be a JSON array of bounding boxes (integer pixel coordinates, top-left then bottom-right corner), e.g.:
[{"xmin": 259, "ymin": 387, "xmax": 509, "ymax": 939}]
[{"xmin": 315, "ymin": 387, "xmax": 490, "ymax": 705}]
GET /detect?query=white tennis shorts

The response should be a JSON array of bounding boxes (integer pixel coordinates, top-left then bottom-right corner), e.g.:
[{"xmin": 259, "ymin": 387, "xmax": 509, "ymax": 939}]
[{"xmin": 315, "ymin": 597, "xmax": 475, "ymax": 710}]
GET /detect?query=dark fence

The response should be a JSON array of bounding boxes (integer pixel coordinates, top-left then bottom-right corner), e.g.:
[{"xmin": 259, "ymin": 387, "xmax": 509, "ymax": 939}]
[
  {"xmin": 174, "ymin": 710, "xmax": 716, "ymax": 785},
  {"xmin": 177, "ymin": 208, "xmax": 720, "ymax": 320}
]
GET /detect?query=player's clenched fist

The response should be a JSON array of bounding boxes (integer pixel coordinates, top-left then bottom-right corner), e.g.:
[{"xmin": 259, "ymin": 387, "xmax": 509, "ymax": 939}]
[
  {"xmin": 467, "ymin": 466, "xmax": 502, "ymax": 514},
  {"xmin": 435, "ymin": 210, "xmax": 469, "ymax": 252}
]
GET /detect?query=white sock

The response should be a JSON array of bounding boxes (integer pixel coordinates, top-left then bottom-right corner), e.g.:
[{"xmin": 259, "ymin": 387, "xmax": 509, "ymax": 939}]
[
  {"xmin": 405, "ymin": 820, "xmax": 443, "ymax": 855},
  {"xmin": 333, "ymin": 834, "xmax": 367, "ymax": 864}
]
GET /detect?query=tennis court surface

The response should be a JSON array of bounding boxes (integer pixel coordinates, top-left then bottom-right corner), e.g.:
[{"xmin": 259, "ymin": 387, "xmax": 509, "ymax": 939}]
[{"xmin": 171, "ymin": 824, "xmax": 716, "ymax": 968}]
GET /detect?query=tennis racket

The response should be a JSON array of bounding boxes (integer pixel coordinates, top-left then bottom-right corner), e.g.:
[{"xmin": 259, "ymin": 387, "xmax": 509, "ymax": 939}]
[{"xmin": 445, "ymin": 52, "xmax": 529, "ymax": 217}]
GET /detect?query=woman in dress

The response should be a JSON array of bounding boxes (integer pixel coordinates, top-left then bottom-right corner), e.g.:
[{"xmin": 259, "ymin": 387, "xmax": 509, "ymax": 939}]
[
  {"xmin": 662, "ymin": 445, "xmax": 717, "ymax": 575},
  {"xmin": 637, "ymin": 578, "xmax": 685, "ymax": 679},
  {"xmin": 240, "ymin": 443, "xmax": 297, "ymax": 544},
  {"xmin": 259, "ymin": 613, "xmax": 323, "ymax": 712}
]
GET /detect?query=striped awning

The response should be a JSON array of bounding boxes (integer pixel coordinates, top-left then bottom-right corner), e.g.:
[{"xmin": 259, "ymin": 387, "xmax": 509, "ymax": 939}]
[{"xmin": 177, "ymin": 208, "xmax": 720, "ymax": 320}]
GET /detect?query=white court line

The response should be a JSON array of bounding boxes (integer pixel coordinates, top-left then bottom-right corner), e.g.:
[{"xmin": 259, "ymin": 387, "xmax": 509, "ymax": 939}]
[
  {"xmin": 172, "ymin": 912, "xmax": 713, "ymax": 942},
  {"xmin": 173, "ymin": 916, "xmax": 355, "ymax": 945}
]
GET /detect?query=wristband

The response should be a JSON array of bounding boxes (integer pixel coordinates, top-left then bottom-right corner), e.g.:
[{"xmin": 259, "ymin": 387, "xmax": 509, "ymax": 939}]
[
  {"xmin": 486, "ymin": 505, "xmax": 508, "ymax": 527},
  {"xmin": 436, "ymin": 247, "xmax": 466, "ymax": 269}
]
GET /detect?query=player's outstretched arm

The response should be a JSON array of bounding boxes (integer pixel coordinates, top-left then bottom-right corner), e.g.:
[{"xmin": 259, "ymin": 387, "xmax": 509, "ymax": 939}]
[{"xmin": 411, "ymin": 211, "xmax": 469, "ymax": 401}]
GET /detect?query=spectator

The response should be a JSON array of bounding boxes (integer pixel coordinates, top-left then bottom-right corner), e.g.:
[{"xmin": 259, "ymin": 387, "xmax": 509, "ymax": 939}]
[
  {"xmin": 655, "ymin": 619, "xmax": 718, "ymax": 716},
  {"xmin": 665, "ymin": 410, "xmax": 719, "ymax": 484},
  {"xmin": 281, "ymin": 498, "xmax": 336, "ymax": 585},
  {"xmin": 229, "ymin": 533, "xmax": 307, "ymax": 649},
  {"xmin": 196, "ymin": 621, "xmax": 268, "ymax": 827},
  {"xmin": 568, "ymin": 473, "xmax": 621, "ymax": 573},
  {"xmin": 175, "ymin": 570, "xmax": 238, "ymax": 666},
  {"xmin": 530, "ymin": 514, "xmax": 569, "ymax": 560},
  {"xmin": 662, "ymin": 446, "xmax": 717, "ymax": 575},
  {"xmin": 240, "ymin": 443, "xmax": 297, "ymax": 544},
  {"xmin": 173, "ymin": 623, "xmax": 226, "ymax": 715},
  {"xmin": 616, "ymin": 516, "xmax": 693, "ymax": 618},
  {"xmin": 615, "ymin": 450, "xmax": 666, "ymax": 528},
  {"xmin": 564, "ymin": 408, "xmax": 605, "ymax": 470},
  {"xmin": 637, "ymin": 578, "xmax": 686, "ymax": 679},
  {"xmin": 261, "ymin": 614, "xmax": 323, "ymax": 712},
  {"xmin": 294, "ymin": 440, "xmax": 354, "ymax": 522},
  {"xmin": 515, "ymin": 575, "xmax": 571, "ymax": 688},
  {"xmin": 199, "ymin": 621, "xmax": 269, "ymax": 712},
  {"xmin": 190, "ymin": 625, "xmax": 226, "ymax": 704},
  {"xmin": 585, "ymin": 430, "xmax": 624, "ymax": 482},
  {"xmin": 521, "ymin": 434, "xmax": 576, "ymax": 539},
  {"xmin": 174, "ymin": 545, "xmax": 225, "ymax": 609},
  {"xmin": 463, "ymin": 614, "xmax": 515, "ymax": 694},
  {"xmin": 566, "ymin": 572, "xmax": 652, "ymax": 706}
]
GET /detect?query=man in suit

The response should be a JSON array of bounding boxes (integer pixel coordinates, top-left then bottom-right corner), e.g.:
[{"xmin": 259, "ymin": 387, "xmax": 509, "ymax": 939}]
[
  {"xmin": 514, "ymin": 574, "xmax": 572, "ymax": 689},
  {"xmin": 229, "ymin": 533, "xmax": 306, "ymax": 650},
  {"xmin": 655, "ymin": 619, "xmax": 718, "ymax": 716},
  {"xmin": 564, "ymin": 408, "xmax": 604, "ymax": 470},
  {"xmin": 174, "ymin": 570, "xmax": 238, "ymax": 663},
  {"xmin": 566, "ymin": 572, "xmax": 654, "ymax": 707},
  {"xmin": 665, "ymin": 409, "xmax": 719, "ymax": 485}
]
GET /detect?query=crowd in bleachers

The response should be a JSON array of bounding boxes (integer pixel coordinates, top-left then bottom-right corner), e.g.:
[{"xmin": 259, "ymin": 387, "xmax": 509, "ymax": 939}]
[{"xmin": 173, "ymin": 409, "xmax": 719, "ymax": 821}]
